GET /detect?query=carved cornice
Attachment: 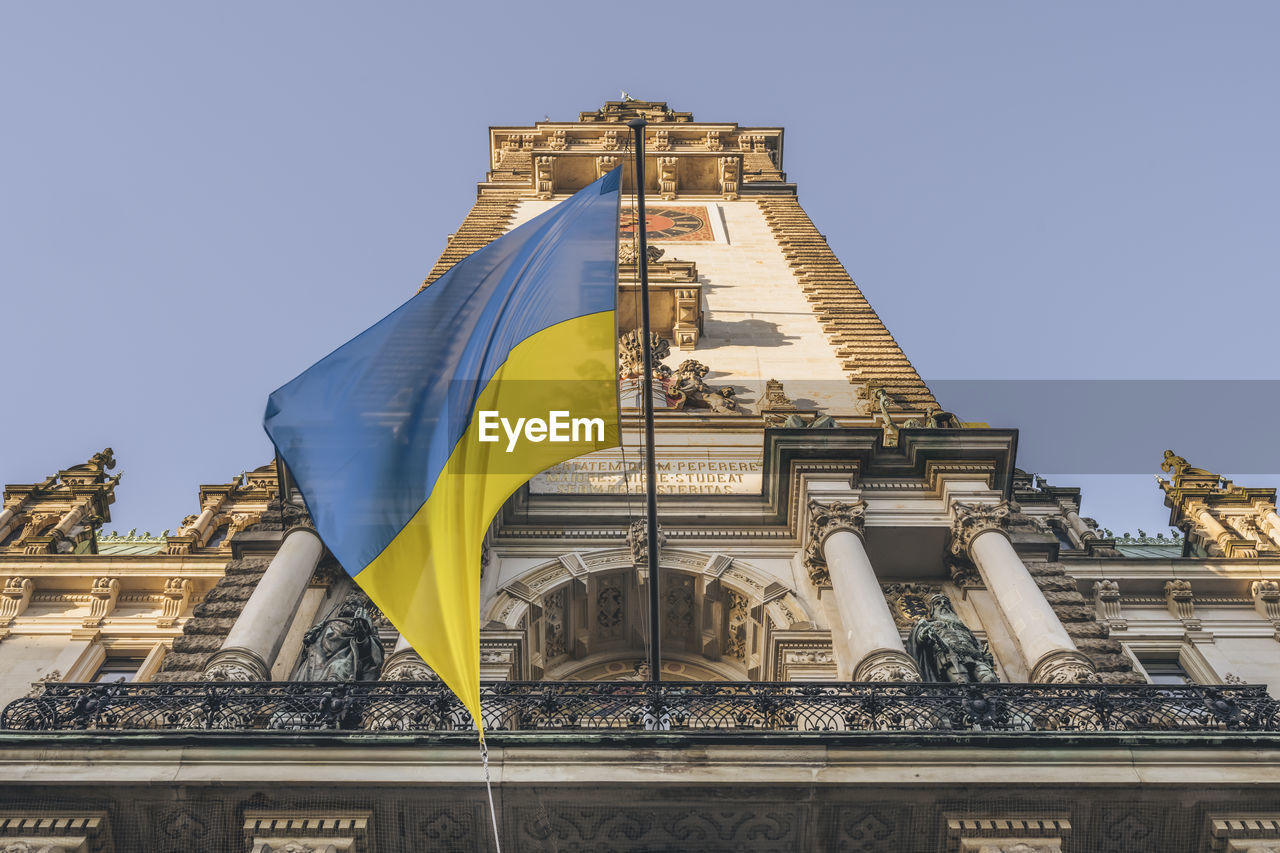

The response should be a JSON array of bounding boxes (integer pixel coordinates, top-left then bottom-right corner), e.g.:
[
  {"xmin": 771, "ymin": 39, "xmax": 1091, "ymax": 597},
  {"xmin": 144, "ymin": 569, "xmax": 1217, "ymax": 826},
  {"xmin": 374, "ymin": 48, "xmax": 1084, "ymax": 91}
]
[
  {"xmin": 0, "ymin": 811, "xmax": 112, "ymax": 852},
  {"xmin": 1208, "ymin": 814, "xmax": 1280, "ymax": 852},
  {"xmin": 946, "ymin": 813, "xmax": 1071, "ymax": 853},
  {"xmin": 244, "ymin": 811, "xmax": 371, "ymax": 853}
]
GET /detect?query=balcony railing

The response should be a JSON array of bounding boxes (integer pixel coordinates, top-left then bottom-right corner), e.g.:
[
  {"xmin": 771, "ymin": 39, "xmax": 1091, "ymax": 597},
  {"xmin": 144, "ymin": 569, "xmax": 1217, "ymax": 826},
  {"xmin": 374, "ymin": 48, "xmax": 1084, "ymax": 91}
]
[{"xmin": 3, "ymin": 681, "xmax": 1278, "ymax": 734}]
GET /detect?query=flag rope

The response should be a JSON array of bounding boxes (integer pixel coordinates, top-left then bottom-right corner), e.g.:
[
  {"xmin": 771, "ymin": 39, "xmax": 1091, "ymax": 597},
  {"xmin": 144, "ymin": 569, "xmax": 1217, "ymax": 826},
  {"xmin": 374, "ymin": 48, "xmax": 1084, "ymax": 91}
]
[{"xmin": 480, "ymin": 738, "xmax": 503, "ymax": 852}]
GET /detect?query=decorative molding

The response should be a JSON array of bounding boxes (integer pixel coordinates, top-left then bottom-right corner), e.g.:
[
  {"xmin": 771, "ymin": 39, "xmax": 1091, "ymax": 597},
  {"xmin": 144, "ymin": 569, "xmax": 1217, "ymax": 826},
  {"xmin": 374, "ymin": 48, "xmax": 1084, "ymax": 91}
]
[
  {"xmin": 0, "ymin": 576, "xmax": 34, "ymax": 628},
  {"xmin": 1165, "ymin": 579, "xmax": 1202, "ymax": 630},
  {"xmin": 82, "ymin": 576, "xmax": 120, "ymax": 628},
  {"xmin": 626, "ymin": 519, "xmax": 666, "ymax": 583},
  {"xmin": 0, "ymin": 811, "xmax": 113, "ymax": 853},
  {"xmin": 1252, "ymin": 581, "xmax": 1280, "ymax": 637},
  {"xmin": 718, "ymin": 154, "xmax": 739, "ymax": 199},
  {"xmin": 156, "ymin": 577, "xmax": 192, "ymax": 628},
  {"xmin": 1093, "ymin": 579, "xmax": 1127, "ymax": 632},
  {"xmin": 944, "ymin": 814, "xmax": 1070, "ymax": 853},
  {"xmin": 243, "ymin": 811, "xmax": 371, "ymax": 853},
  {"xmin": 596, "ymin": 154, "xmax": 620, "ymax": 180},
  {"xmin": 657, "ymin": 155, "xmax": 678, "ymax": 199},
  {"xmin": 534, "ymin": 155, "xmax": 554, "ymax": 198},
  {"xmin": 1208, "ymin": 814, "xmax": 1280, "ymax": 853},
  {"xmin": 768, "ymin": 631, "xmax": 837, "ymax": 681},
  {"xmin": 25, "ymin": 670, "xmax": 61, "ymax": 697}
]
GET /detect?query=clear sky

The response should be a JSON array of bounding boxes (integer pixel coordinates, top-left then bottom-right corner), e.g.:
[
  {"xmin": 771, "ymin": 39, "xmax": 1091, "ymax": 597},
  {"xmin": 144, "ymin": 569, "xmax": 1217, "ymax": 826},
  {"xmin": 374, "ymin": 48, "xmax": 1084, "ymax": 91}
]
[{"xmin": 2, "ymin": 2, "xmax": 1276, "ymax": 536}]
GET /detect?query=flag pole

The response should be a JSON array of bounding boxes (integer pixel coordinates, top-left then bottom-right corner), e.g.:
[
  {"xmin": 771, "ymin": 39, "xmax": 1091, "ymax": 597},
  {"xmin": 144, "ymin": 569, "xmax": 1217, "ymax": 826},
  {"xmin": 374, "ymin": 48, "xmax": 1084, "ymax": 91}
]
[{"xmin": 627, "ymin": 117, "xmax": 662, "ymax": 683}]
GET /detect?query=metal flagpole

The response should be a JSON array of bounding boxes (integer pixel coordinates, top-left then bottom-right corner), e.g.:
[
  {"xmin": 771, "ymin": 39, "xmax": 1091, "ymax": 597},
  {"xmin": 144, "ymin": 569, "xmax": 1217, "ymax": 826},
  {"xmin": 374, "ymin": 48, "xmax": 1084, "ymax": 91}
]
[{"xmin": 627, "ymin": 117, "xmax": 662, "ymax": 683}]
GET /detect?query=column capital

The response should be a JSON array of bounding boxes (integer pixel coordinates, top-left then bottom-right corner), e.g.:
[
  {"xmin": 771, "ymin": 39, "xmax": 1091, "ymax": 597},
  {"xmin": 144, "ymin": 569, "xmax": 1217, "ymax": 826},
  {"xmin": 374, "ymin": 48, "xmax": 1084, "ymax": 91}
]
[
  {"xmin": 949, "ymin": 501, "xmax": 1012, "ymax": 556},
  {"xmin": 802, "ymin": 498, "xmax": 866, "ymax": 586}
]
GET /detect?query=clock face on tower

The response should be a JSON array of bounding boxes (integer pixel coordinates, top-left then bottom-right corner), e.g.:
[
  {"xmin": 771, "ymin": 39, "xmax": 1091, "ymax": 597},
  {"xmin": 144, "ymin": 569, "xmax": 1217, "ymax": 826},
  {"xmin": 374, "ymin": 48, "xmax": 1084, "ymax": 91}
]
[{"xmin": 619, "ymin": 206, "xmax": 713, "ymax": 241}]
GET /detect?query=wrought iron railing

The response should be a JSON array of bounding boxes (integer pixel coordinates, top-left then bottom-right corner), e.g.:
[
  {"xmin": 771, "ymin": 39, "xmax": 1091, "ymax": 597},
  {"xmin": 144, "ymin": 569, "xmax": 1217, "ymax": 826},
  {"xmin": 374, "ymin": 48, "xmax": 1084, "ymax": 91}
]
[{"xmin": 3, "ymin": 681, "xmax": 1277, "ymax": 734}]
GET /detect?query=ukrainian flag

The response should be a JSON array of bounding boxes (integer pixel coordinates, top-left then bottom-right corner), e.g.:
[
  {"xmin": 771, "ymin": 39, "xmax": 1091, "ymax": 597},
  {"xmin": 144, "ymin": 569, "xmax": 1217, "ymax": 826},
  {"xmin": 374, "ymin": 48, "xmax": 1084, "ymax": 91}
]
[{"xmin": 264, "ymin": 169, "xmax": 622, "ymax": 734}]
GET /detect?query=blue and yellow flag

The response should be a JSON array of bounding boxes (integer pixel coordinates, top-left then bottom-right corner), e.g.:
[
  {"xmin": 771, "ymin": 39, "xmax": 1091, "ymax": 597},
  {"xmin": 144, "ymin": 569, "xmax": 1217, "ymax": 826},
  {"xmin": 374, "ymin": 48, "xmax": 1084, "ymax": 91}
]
[{"xmin": 264, "ymin": 169, "xmax": 622, "ymax": 734}]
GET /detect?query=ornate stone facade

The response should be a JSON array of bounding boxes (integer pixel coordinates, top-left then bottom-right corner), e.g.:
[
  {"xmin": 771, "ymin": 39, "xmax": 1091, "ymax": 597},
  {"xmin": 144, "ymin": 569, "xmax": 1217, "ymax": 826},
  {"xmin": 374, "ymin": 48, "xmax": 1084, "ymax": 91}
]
[{"xmin": 0, "ymin": 100, "xmax": 1277, "ymax": 852}]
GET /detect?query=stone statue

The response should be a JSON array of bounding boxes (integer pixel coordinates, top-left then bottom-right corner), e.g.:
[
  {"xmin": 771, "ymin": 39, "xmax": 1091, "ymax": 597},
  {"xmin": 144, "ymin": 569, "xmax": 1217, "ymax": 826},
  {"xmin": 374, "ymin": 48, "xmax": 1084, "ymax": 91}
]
[
  {"xmin": 906, "ymin": 593, "xmax": 998, "ymax": 684},
  {"xmin": 1160, "ymin": 449, "xmax": 1215, "ymax": 482},
  {"xmin": 291, "ymin": 597, "xmax": 385, "ymax": 682},
  {"xmin": 668, "ymin": 360, "xmax": 742, "ymax": 414}
]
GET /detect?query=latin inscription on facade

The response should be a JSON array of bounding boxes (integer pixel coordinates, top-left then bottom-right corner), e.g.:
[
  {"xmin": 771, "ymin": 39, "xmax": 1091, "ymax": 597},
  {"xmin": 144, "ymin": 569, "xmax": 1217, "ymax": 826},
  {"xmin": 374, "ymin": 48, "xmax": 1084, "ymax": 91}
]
[{"xmin": 531, "ymin": 457, "xmax": 762, "ymax": 495}]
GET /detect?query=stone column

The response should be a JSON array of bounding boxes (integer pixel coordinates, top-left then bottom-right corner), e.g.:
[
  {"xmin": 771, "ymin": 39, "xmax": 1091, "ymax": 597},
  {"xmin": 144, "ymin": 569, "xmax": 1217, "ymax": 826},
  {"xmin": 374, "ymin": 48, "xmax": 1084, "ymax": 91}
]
[
  {"xmin": 1189, "ymin": 500, "xmax": 1257, "ymax": 557},
  {"xmin": 179, "ymin": 500, "xmax": 221, "ymax": 544},
  {"xmin": 0, "ymin": 505, "xmax": 21, "ymax": 542},
  {"xmin": 951, "ymin": 502, "xmax": 1096, "ymax": 683},
  {"xmin": 380, "ymin": 635, "xmax": 437, "ymax": 680},
  {"xmin": 1057, "ymin": 500, "xmax": 1096, "ymax": 546},
  {"xmin": 1258, "ymin": 506, "xmax": 1280, "ymax": 548},
  {"xmin": 805, "ymin": 499, "xmax": 920, "ymax": 681},
  {"xmin": 203, "ymin": 526, "xmax": 324, "ymax": 680},
  {"xmin": 50, "ymin": 502, "xmax": 89, "ymax": 539}
]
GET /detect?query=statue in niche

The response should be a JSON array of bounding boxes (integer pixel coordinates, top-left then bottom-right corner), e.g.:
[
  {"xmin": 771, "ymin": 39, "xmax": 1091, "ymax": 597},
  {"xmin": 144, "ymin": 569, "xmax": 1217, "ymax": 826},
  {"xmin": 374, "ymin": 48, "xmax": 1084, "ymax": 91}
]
[
  {"xmin": 906, "ymin": 593, "xmax": 999, "ymax": 684},
  {"xmin": 291, "ymin": 595, "xmax": 385, "ymax": 682}
]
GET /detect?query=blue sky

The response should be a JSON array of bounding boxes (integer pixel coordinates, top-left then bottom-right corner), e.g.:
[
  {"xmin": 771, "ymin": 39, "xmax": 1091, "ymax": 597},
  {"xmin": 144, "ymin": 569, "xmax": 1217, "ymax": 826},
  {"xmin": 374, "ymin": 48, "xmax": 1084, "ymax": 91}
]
[{"xmin": 2, "ymin": 2, "xmax": 1276, "ymax": 535}]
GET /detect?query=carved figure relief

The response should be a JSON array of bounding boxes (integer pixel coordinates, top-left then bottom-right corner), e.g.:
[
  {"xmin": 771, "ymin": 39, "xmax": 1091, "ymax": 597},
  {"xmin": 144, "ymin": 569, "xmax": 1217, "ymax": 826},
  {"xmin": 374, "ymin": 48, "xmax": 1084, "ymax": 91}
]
[
  {"xmin": 596, "ymin": 577, "xmax": 624, "ymax": 639},
  {"xmin": 882, "ymin": 582, "xmax": 940, "ymax": 628},
  {"xmin": 617, "ymin": 243, "xmax": 664, "ymax": 266},
  {"xmin": 657, "ymin": 156, "xmax": 678, "ymax": 199},
  {"xmin": 596, "ymin": 154, "xmax": 619, "ymax": 179},
  {"xmin": 906, "ymin": 593, "xmax": 998, "ymax": 683},
  {"xmin": 544, "ymin": 588, "xmax": 566, "ymax": 659},
  {"xmin": 534, "ymin": 155, "xmax": 554, "ymax": 199},
  {"xmin": 617, "ymin": 330, "xmax": 672, "ymax": 381},
  {"xmin": 663, "ymin": 574, "xmax": 694, "ymax": 640},
  {"xmin": 725, "ymin": 589, "xmax": 748, "ymax": 661},
  {"xmin": 718, "ymin": 155, "xmax": 739, "ymax": 199},
  {"xmin": 668, "ymin": 360, "xmax": 741, "ymax": 414}
]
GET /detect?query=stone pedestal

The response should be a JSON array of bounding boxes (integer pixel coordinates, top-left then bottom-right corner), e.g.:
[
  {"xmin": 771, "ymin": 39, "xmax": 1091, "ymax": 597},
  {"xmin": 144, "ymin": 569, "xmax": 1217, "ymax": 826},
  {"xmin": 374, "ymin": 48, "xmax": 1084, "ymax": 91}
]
[{"xmin": 203, "ymin": 527, "xmax": 323, "ymax": 681}]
